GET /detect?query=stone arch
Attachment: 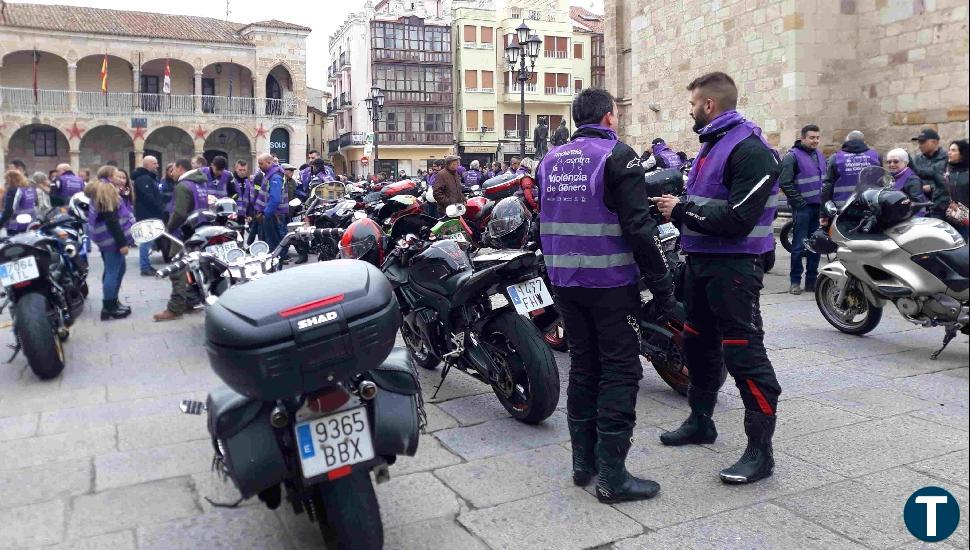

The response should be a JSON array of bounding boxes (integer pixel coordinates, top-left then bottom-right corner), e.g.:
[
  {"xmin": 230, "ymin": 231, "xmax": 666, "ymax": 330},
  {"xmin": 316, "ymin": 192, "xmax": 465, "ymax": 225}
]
[
  {"xmin": 5, "ymin": 123, "xmax": 71, "ymax": 174},
  {"xmin": 204, "ymin": 127, "xmax": 252, "ymax": 167},
  {"xmin": 141, "ymin": 58, "xmax": 195, "ymax": 96},
  {"xmin": 76, "ymin": 54, "xmax": 133, "ymax": 94},
  {"xmin": 1, "ymin": 50, "xmax": 69, "ymax": 90},
  {"xmin": 144, "ymin": 126, "xmax": 195, "ymax": 169},
  {"xmin": 79, "ymin": 125, "xmax": 134, "ymax": 174}
]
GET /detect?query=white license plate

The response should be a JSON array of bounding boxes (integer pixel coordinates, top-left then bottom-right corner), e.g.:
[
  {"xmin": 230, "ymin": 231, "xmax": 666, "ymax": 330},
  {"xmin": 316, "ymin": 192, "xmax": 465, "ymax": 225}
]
[
  {"xmin": 443, "ymin": 232, "xmax": 467, "ymax": 243},
  {"xmin": 205, "ymin": 242, "xmax": 238, "ymax": 262},
  {"xmin": 0, "ymin": 256, "xmax": 39, "ymax": 287},
  {"xmin": 506, "ymin": 277, "xmax": 554, "ymax": 315},
  {"xmin": 294, "ymin": 407, "xmax": 375, "ymax": 479}
]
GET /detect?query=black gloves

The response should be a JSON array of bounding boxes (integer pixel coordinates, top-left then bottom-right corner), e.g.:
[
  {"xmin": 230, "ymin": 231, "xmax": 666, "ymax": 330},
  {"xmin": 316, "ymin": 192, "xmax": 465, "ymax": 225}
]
[{"xmin": 641, "ymin": 271, "xmax": 676, "ymax": 322}]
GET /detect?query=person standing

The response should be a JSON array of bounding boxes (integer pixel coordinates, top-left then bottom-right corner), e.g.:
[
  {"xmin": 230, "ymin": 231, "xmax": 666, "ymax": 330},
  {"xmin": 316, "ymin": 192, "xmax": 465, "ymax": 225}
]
[
  {"xmin": 0, "ymin": 169, "xmax": 38, "ymax": 235},
  {"xmin": 910, "ymin": 128, "xmax": 949, "ymax": 218},
  {"xmin": 153, "ymin": 159, "xmax": 209, "ymax": 322},
  {"xmin": 30, "ymin": 172, "xmax": 52, "ymax": 215},
  {"xmin": 255, "ymin": 154, "xmax": 287, "ymax": 251},
  {"xmin": 778, "ymin": 124, "xmax": 824, "ymax": 294},
  {"xmin": 507, "ymin": 157, "xmax": 520, "ymax": 174},
  {"xmin": 886, "ymin": 149, "xmax": 929, "ymax": 203},
  {"xmin": 540, "ymin": 88, "xmax": 674, "ymax": 503},
  {"xmin": 944, "ymin": 140, "xmax": 969, "ymax": 239},
  {"xmin": 200, "ymin": 156, "xmax": 232, "ymax": 201},
  {"xmin": 52, "ymin": 163, "xmax": 87, "ymax": 207},
  {"xmin": 551, "ymin": 118, "xmax": 570, "ymax": 147},
  {"xmin": 131, "ymin": 156, "xmax": 166, "ymax": 276},
  {"xmin": 6, "ymin": 160, "xmax": 27, "ymax": 175},
  {"xmin": 653, "ymin": 72, "xmax": 782, "ymax": 485},
  {"xmin": 431, "ymin": 155, "xmax": 463, "ymax": 211},
  {"xmin": 820, "ymin": 130, "xmax": 881, "ymax": 213},
  {"xmin": 87, "ymin": 168, "xmax": 134, "ymax": 320},
  {"xmin": 463, "ymin": 160, "xmax": 484, "ymax": 191}
]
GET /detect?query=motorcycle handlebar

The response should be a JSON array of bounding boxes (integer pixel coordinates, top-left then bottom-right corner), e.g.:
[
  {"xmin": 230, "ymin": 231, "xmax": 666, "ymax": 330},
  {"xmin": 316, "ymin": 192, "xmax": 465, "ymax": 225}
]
[{"xmin": 155, "ymin": 256, "xmax": 192, "ymax": 278}]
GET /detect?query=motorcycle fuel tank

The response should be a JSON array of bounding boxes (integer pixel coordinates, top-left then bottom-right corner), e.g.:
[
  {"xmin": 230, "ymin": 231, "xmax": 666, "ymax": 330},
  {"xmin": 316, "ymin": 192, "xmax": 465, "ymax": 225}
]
[
  {"xmin": 410, "ymin": 240, "xmax": 473, "ymax": 296},
  {"xmin": 886, "ymin": 217, "xmax": 966, "ymax": 255}
]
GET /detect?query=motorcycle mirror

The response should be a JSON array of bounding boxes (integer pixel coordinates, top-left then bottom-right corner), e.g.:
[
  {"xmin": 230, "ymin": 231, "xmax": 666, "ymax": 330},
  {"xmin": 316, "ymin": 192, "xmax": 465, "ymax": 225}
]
[
  {"xmin": 14, "ymin": 213, "xmax": 32, "ymax": 224},
  {"xmin": 445, "ymin": 204, "xmax": 467, "ymax": 218},
  {"xmin": 823, "ymin": 201, "xmax": 838, "ymax": 217},
  {"xmin": 288, "ymin": 198, "xmax": 302, "ymax": 207},
  {"xmin": 249, "ymin": 241, "xmax": 271, "ymax": 255},
  {"xmin": 130, "ymin": 219, "xmax": 167, "ymax": 245}
]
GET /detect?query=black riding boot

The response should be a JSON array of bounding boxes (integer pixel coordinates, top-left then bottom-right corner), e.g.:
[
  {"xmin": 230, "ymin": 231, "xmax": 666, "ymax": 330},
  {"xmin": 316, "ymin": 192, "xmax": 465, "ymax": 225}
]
[
  {"xmin": 595, "ymin": 430, "xmax": 660, "ymax": 503},
  {"xmin": 659, "ymin": 387, "xmax": 718, "ymax": 446},
  {"xmin": 719, "ymin": 409, "xmax": 776, "ymax": 484},
  {"xmin": 567, "ymin": 416, "xmax": 597, "ymax": 486},
  {"xmin": 115, "ymin": 300, "xmax": 131, "ymax": 315},
  {"xmin": 101, "ymin": 300, "xmax": 131, "ymax": 321}
]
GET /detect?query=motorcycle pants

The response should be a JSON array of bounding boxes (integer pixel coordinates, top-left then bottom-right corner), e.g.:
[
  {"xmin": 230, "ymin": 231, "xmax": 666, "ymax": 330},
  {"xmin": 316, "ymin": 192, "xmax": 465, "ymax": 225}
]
[
  {"xmin": 682, "ymin": 255, "xmax": 781, "ymax": 416},
  {"xmin": 554, "ymin": 284, "xmax": 643, "ymax": 434}
]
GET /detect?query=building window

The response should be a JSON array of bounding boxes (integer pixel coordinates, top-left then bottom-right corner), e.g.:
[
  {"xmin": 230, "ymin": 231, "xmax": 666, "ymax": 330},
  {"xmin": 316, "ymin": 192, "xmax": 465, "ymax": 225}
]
[
  {"xmin": 504, "ymin": 113, "xmax": 530, "ymax": 138},
  {"xmin": 547, "ymin": 114, "xmax": 564, "ymax": 129},
  {"xmin": 574, "ymin": 78, "xmax": 583, "ymax": 93},
  {"xmin": 482, "ymin": 110, "xmax": 495, "ymax": 131},
  {"xmin": 464, "ymin": 70, "xmax": 478, "ymax": 91},
  {"xmin": 466, "ymin": 110, "xmax": 479, "ymax": 132},
  {"xmin": 544, "ymin": 36, "xmax": 569, "ymax": 58},
  {"xmin": 545, "ymin": 73, "xmax": 570, "ymax": 95},
  {"xmin": 386, "ymin": 112, "xmax": 398, "ymax": 132},
  {"xmin": 574, "ymin": 43, "xmax": 584, "ymax": 59},
  {"xmin": 507, "ymin": 71, "xmax": 537, "ymax": 93},
  {"xmin": 510, "ymin": 8, "xmax": 521, "ymax": 19},
  {"xmin": 481, "ymin": 70, "xmax": 494, "ymax": 91},
  {"xmin": 31, "ymin": 128, "xmax": 57, "ymax": 157},
  {"xmin": 481, "ymin": 26, "xmax": 494, "ymax": 47},
  {"xmin": 463, "ymin": 25, "xmax": 477, "ymax": 46}
]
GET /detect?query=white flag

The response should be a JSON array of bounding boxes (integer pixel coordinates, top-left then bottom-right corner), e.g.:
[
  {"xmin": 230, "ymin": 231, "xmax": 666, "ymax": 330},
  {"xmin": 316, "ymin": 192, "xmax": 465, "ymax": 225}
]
[{"xmin": 163, "ymin": 60, "xmax": 172, "ymax": 94}]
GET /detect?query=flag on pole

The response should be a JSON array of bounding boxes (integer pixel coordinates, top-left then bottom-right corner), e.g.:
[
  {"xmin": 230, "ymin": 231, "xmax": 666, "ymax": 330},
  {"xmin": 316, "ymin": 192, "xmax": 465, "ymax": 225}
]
[
  {"xmin": 100, "ymin": 54, "xmax": 108, "ymax": 93},
  {"xmin": 163, "ymin": 59, "xmax": 172, "ymax": 94},
  {"xmin": 32, "ymin": 49, "xmax": 40, "ymax": 103}
]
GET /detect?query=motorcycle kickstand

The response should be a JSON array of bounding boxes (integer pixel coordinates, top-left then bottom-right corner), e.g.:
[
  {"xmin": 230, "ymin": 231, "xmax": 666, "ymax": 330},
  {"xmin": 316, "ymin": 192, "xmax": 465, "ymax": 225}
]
[
  {"xmin": 4, "ymin": 334, "xmax": 20, "ymax": 364},
  {"xmin": 431, "ymin": 361, "xmax": 453, "ymax": 400},
  {"xmin": 930, "ymin": 325, "xmax": 958, "ymax": 360}
]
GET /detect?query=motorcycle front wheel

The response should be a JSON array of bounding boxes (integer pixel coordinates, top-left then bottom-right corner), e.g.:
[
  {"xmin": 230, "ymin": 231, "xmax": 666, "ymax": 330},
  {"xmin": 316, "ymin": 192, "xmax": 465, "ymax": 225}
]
[
  {"xmin": 485, "ymin": 310, "xmax": 560, "ymax": 424},
  {"xmin": 779, "ymin": 219, "xmax": 794, "ymax": 253},
  {"xmin": 312, "ymin": 471, "xmax": 383, "ymax": 550},
  {"xmin": 815, "ymin": 275, "xmax": 882, "ymax": 335},
  {"xmin": 14, "ymin": 292, "xmax": 65, "ymax": 380}
]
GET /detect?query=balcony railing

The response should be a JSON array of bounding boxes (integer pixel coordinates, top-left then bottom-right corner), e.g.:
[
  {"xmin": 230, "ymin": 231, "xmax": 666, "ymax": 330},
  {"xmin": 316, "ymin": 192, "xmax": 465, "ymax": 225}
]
[
  {"xmin": 339, "ymin": 131, "xmax": 368, "ymax": 148},
  {"xmin": 504, "ymin": 129, "xmax": 524, "ymax": 139},
  {"xmin": 544, "ymin": 87, "xmax": 572, "ymax": 96},
  {"xmin": 328, "ymin": 139, "xmax": 340, "ymax": 154},
  {"xmin": 544, "ymin": 50, "xmax": 569, "ymax": 59},
  {"xmin": 379, "ymin": 131, "xmax": 452, "ymax": 145},
  {"xmin": 372, "ymin": 49, "xmax": 452, "ymax": 64},
  {"xmin": 0, "ymin": 87, "xmax": 302, "ymax": 118},
  {"xmin": 382, "ymin": 90, "xmax": 453, "ymax": 105},
  {"xmin": 508, "ymin": 83, "xmax": 537, "ymax": 93},
  {"xmin": 339, "ymin": 53, "xmax": 350, "ymax": 69}
]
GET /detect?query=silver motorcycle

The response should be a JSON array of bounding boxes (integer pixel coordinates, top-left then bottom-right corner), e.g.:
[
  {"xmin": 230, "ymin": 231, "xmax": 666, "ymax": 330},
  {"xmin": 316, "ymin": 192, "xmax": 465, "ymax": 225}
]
[{"xmin": 808, "ymin": 166, "xmax": 968, "ymax": 358}]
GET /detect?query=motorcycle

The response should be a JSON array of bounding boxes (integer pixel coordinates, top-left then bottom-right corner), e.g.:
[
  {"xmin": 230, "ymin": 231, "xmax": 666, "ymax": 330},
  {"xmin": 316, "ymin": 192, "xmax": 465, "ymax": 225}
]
[
  {"xmin": 375, "ymin": 204, "xmax": 561, "ymax": 424},
  {"xmin": 0, "ymin": 206, "xmax": 88, "ymax": 379},
  {"xmin": 178, "ymin": 260, "xmax": 422, "ymax": 550},
  {"xmin": 808, "ymin": 166, "xmax": 968, "ymax": 358}
]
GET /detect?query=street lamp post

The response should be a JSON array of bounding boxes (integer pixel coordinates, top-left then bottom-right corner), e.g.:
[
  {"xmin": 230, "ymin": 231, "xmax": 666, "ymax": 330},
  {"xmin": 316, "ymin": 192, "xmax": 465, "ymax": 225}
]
[
  {"xmin": 364, "ymin": 85, "xmax": 385, "ymax": 176},
  {"xmin": 505, "ymin": 22, "xmax": 541, "ymax": 159}
]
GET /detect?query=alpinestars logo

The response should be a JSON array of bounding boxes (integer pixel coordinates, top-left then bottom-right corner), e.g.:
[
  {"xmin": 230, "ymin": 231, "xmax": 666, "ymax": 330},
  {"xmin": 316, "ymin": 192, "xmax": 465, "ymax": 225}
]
[
  {"xmin": 626, "ymin": 158, "xmax": 641, "ymax": 169},
  {"xmin": 297, "ymin": 311, "xmax": 339, "ymax": 330}
]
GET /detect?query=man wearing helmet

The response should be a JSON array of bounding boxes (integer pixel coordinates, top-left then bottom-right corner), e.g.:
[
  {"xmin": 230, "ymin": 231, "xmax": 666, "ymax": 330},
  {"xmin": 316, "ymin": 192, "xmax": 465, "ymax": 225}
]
[{"xmin": 539, "ymin": 88, "xmax": 675, "ymax": 504}]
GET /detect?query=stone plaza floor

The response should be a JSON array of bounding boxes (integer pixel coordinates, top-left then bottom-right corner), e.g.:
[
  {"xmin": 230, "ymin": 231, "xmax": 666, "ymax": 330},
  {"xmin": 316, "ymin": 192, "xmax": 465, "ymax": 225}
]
[{"xmin": 0, "ymin": 246, "xmax": 967, "ymax": 549}]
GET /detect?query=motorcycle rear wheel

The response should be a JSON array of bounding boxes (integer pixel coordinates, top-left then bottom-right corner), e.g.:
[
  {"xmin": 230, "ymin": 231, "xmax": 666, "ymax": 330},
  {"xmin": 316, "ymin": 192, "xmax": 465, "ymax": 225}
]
[
  {"xmin": 780, "ymin": 219, "xmax": 794, "ymax": 253},
  {"xmin": 485, "ymin": 310, "xmax": 560, "ymax": 424},
  {"xmin": 312, "ymin": 471, "xmax": 383, "ymax": 550},
  {"xmin": 815, "ymin": 275, "xmax": 882, "ymax": 335},
  {"xmin": 14, "ymin": 292, "xmax": 65, "ymax": 380}
]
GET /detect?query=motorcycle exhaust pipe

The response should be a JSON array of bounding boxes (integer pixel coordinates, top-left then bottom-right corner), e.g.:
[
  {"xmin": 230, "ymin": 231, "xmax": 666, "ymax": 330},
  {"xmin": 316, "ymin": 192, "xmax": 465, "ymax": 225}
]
[{"xmin": 64, "ymin": 243, "xmax": 78, "ymax": 257}]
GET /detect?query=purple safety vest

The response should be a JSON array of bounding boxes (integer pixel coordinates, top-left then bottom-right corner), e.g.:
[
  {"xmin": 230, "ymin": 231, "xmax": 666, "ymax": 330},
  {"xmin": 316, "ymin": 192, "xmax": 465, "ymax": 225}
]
[
  {"xmin": 200, "ymin": 167, "xmax": 230, "ymax": 200},
  {"xmin": 464, "ymin": 170, "xmax": 483, "ymax": 187},
  {"xmin": 55, "ymin": 172, "xmax": 86, "ymax": 199},
  {"xmin": 682, "ymin": 120, "xmax": 780, "ymax": 255},
  {"xmin": 254, "ymin": 165, "xmax": 288, "ymax": 215},
  {"xmin": 8, "ymin": 187, "xmax": 38, "ymax": 232},
  {"xmin": 832, "ymin": 149, "xmax": 881, "ymax": 206},
  {"xmin": 789, "ymin": 147, "xmax": 826, "ymax": 204},
  {"xmin": 87, "ymin": 196, "xmax": 134, "ymax": 252},
  {"xmin": 538, "ymin": 126, "xmax": 639, "ymax": 288},
  {"xmin": 652, "ymin": 143, "xmax": 684, "ymax": 171}
]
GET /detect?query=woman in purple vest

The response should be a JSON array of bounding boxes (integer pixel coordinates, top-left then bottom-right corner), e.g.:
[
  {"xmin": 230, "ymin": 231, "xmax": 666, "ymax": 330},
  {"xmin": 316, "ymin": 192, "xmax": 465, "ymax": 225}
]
[
  {"xmin": 885, "ymin": 149, "xmax": 929, "ymax": 204},
  {"xmin": 0, "ymin": 170, "xmax": 38, "ymax": 235},
  {"xmin": 778, "ymin": 124, "xmax": 825, "ymax": 295},
  {"xmin": 653, "ymin": 72, "xmax": 782, "ymax": 485},
  {"xmin": 87, "ymin": 167, "xmax": 134, "ymax": 320}
]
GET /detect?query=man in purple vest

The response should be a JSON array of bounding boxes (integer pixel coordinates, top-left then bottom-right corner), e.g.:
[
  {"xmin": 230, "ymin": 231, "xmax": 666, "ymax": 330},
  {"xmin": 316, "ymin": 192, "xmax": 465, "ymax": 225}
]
[
  {"xmin": 53, "ymin": 163, "xmax": 88, "ymax": 207},
  {"xmin": 653, "ymin": 72, "xmax": 782, "ymax": 485},
  {"xmin": 255, "ymin": 153, "xmax": 288, "ymax": 251},
  {"xmin": 778, "ymin": 124, "xmax": 824, "ymax": 295},
  {"xmin": 820, "ymin": 130, "xmax": 881, "ymax": 215},
  {"xmin": 539, "ymin": 88, "xmax": 674, "ymax": 504},
  {"xmin": 651, "ymin": 138, "xmax": 684, "ymax": 171},
  {"xmin": 200, "ymin": 156, "xmax": 234, "ymax": 201}
]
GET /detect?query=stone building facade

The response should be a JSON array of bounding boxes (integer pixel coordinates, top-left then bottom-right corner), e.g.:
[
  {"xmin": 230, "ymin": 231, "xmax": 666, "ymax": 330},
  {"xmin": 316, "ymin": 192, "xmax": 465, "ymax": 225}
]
[
  {"xmin": 604, "ymin": 0, "xmax": 969, "ymax": 157},
  {"xmin": 0, "ymin": 2, "xmax": 311, "ymax": 175}
]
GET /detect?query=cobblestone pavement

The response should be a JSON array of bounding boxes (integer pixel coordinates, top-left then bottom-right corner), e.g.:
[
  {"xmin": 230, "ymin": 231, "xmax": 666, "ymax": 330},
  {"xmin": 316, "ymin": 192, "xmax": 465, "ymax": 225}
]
[{"xmin": 1, "ymin": 246, "xmax": 967, "ymax": 549}]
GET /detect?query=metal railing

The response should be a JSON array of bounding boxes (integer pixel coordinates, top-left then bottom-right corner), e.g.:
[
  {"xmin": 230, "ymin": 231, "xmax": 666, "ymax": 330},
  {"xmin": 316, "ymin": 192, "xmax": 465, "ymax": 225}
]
[
  {"xmin": 0, "ymin": 87, "xmax": 71, "ymax": 113},
  {"xmin": 509, "ymin": 83, "xmax": 537, "ymax": 93},
  {"xmin": 379, "ymin": 131, "xmax": 452, "ymax": 145},
  {"xmin": 504, "ymin": 129, "xmax": 523, "ymax": 138},
  {"xmin": 339, "ymin": 131, "xmax": 368, "ymax": 148},
  {"xmin": 544, "ymin": 50, "xmax": 569, "ymax": 59},
  {"xmin": 544, "ymin": 86, "xmax": 572, "ymax": 96}
]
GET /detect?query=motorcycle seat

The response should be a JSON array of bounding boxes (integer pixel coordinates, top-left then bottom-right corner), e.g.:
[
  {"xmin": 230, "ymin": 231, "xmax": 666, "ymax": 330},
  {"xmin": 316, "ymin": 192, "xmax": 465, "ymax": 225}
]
[
  {"xmin": 451, "ymin": 263, "xmax": 504, "ymax": 306},
  {"xmin": 476, "ymin": 200, "xmax": 496, "ymax": 221},
  {"xmin": 369, "ymin": 348, "xmax": 420, "ymax": 396},
  {"xmin": 206, "ymin": 384, "xmax": 263, "ymax": 440}
]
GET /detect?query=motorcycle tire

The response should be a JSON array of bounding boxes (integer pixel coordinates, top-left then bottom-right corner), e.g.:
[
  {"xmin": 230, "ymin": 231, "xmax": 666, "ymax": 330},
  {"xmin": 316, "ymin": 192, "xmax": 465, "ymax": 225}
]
[
  {"xmin": 761, "ymin": 249, "xmax": 776, "ymax": 273},
  {"xmin": 14, "ymin": 292, "xmax": 65, "ymax": 380},
  {"xmin": 640, "ymin": 323, "xmax": 689, "ymax": 396},
  {"xmin": 402, "ymin": 325, "xmax": 440, "ymax": 370},
  {"xmin": 543, "ymin": 320, "xmax": 568, "ymax": 352},
  {"xmin": 313, "ymin": 471, "xmax": 383, "ymax": 550},
  {"xmin": 484, "ymin": 310, "xmax": 560, "ymax": 424},
  {"xmin": 814, "ymin": 275, "xmax": 883, "ymax": 335},
  {"xmin": 779, "ymin": 219, "xmax": 794, "ymax": 253}
]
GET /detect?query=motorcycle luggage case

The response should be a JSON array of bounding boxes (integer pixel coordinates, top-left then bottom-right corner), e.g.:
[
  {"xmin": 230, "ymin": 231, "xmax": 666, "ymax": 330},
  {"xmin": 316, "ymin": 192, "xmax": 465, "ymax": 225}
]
[
  {"xmin": 205, "ymin": 260, "xmax": 399, "ymax": 401},
  {"xmin": 380, "ymin": 179, "xmax": 419, "ymax": 200},
  {"xmin": 367, "ymin": 348, "xmax": 421, "ymax": 457},
  {"xmin": 206, "ymin": 385, "xmax": 288, "ymax": 499},
  {"xmin": 482, "ymin": 173, "xmax": 522, "ymax": 200}
]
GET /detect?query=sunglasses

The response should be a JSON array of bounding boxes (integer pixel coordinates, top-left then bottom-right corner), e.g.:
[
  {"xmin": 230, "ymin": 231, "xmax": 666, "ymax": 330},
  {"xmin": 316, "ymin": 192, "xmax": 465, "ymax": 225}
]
[{"xmin": 887, "ymin": 159, "xmax": 903, "ymax": 164}]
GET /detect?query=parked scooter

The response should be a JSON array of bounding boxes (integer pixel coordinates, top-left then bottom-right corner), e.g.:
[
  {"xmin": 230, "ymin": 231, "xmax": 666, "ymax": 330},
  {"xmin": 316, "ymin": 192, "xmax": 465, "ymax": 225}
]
[{"xmin": 808, "ymin": 166, "xmax": 968, "ymax": 358}]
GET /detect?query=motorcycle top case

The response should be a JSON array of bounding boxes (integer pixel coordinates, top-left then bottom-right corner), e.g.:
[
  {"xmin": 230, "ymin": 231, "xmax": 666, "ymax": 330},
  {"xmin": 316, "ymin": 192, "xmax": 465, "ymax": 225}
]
[
  {"xmin": 205, "ymin": 260, "xmax": 400, "ymax": 401},
  {"xmin": 482, "ymin": 173, "xmax": 522, "ymax": 200},
  {"xmin": 380, "ymin": 179, "xmax": 419, "ymax": 200}
]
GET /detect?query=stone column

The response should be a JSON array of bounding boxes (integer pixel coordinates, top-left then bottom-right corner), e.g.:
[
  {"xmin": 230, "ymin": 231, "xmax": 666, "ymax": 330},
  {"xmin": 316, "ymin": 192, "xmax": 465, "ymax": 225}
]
[
  {"xmin": 195, "ymin": 70, "xmax": 203, "ymax": 114},
  {"xmin": 133, "ymin": 65, "xmax": 142, "ymax": 113},
  {"xmin": 133, "ymin": 149, "xmax": 144, "ymax": 166},
  {"xmin": 68, "ymin": 63, "xmax": 78, "ymax": 112},
  {"xmin": 254, "ymin": 75, "xmax": 265, "ymax": 116},
  {"xmin": 69, "ymin": 149, "xmax": 81, "ymax": 172}
]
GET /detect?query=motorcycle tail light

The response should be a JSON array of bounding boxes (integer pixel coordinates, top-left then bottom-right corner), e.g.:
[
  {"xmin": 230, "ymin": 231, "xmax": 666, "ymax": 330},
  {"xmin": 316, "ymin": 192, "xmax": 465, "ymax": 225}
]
[
  {"xmin": 327, "ymin": 465, "xmax": 352, "ymax": 481},
  {"xmin": 13, "ymin": 281, "xmax": 31, "ymax": 288},
  {"xmin": 307, "ymin": 387, "xmax": 350, "ymax": 413},
  {"xmin": 206, "ymin": 234, "xmax": 234, "ymax": 246}
]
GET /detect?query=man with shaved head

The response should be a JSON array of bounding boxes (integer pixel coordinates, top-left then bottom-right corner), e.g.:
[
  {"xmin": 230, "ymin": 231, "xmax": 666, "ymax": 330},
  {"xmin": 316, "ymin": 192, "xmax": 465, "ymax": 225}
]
[
  {"xmin": 131, "ymin": 155, "xmax": 166, "ymax": 276},
  {"xmin": 52, "ymin": 163, "xmax": 87, "ymax": 207}
]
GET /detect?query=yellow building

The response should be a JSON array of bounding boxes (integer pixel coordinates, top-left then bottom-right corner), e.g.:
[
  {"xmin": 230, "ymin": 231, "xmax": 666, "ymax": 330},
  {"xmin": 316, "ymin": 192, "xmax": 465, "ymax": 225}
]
[{"xmin": 453, "ymin": 0, "xmax": 604, "ymax": 167}]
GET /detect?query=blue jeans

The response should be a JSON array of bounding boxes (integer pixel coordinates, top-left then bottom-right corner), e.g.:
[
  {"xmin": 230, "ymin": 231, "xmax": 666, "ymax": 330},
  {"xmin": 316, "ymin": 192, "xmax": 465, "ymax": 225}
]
[
  {"xmin": 259, "ymin": 214, "xmax": 285, "ymax": 251},
  {"xmin": 101, "ymin": 250, "xmax": 127, "ymax": 302},
  {"xmin": 790, "ymin": 203, "xmax": 820, "ymax": 285},
  {"xmin": 138, "ymin": 242, "xmax": 152, "ymax": 272}
]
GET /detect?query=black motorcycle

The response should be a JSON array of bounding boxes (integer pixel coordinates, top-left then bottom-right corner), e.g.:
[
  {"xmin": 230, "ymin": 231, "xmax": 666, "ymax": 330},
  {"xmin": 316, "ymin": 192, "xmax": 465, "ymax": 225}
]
[
  {"xmin": 379, "ymin": 216, "xmax": 560, "ymax": 424},
  {"xmin": 0, "ymin": 210, "xmax": 88, "ymax": 379},
  {"xmin": 179, "ymin": 260, "xmax": 421, "ymax": 550}
]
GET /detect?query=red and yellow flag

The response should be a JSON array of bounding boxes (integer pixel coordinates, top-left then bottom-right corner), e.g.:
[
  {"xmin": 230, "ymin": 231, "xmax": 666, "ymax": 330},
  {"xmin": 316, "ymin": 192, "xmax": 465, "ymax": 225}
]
[{"xmin": 100, "ymin": 54, "xmax": 108, "ymax": 93}]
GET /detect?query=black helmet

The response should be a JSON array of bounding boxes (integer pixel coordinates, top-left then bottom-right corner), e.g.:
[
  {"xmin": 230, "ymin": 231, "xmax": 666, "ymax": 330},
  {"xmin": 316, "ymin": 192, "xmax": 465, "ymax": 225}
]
[
  {"xmin": 804, "ymin": 227, "xmax": 838, "ymax": 255},
  {"xmin": 338, "ymin": 218, "xmax": 386, "ymax": 266},
  {"xmin": 484, "ymin": 197, "xmax": 531, "ymax": 249},
  {"xmin": 644, "ymin": 168, "xmax": 685, "ymax": 197}
]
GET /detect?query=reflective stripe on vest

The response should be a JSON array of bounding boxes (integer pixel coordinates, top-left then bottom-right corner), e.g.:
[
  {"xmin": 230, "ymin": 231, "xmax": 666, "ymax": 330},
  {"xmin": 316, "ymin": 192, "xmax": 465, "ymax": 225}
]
[
  {"xmin": 541, "ymin": 221, "xmax": 624, "ymax": 237},
  {"xmin": 544, "ymin": 252, "xmax": 636, "ymax": 269},
  {"xmin": 833, "ymin": 149, "xmax": 880, "ymax": 206}
]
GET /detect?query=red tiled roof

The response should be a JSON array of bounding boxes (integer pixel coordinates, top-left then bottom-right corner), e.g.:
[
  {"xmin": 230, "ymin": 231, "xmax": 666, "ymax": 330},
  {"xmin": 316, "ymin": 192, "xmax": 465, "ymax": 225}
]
[
  {"xmin": 244, "ymin": 19, "xmax": 311, "ymax": 32},
  {"xmin": 0, "ymin": 2, "xmax": 307, "ymax": 44},
  {"xmin": 568, "ymin": 6, "xmax": 604, "ymax": 34}
]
